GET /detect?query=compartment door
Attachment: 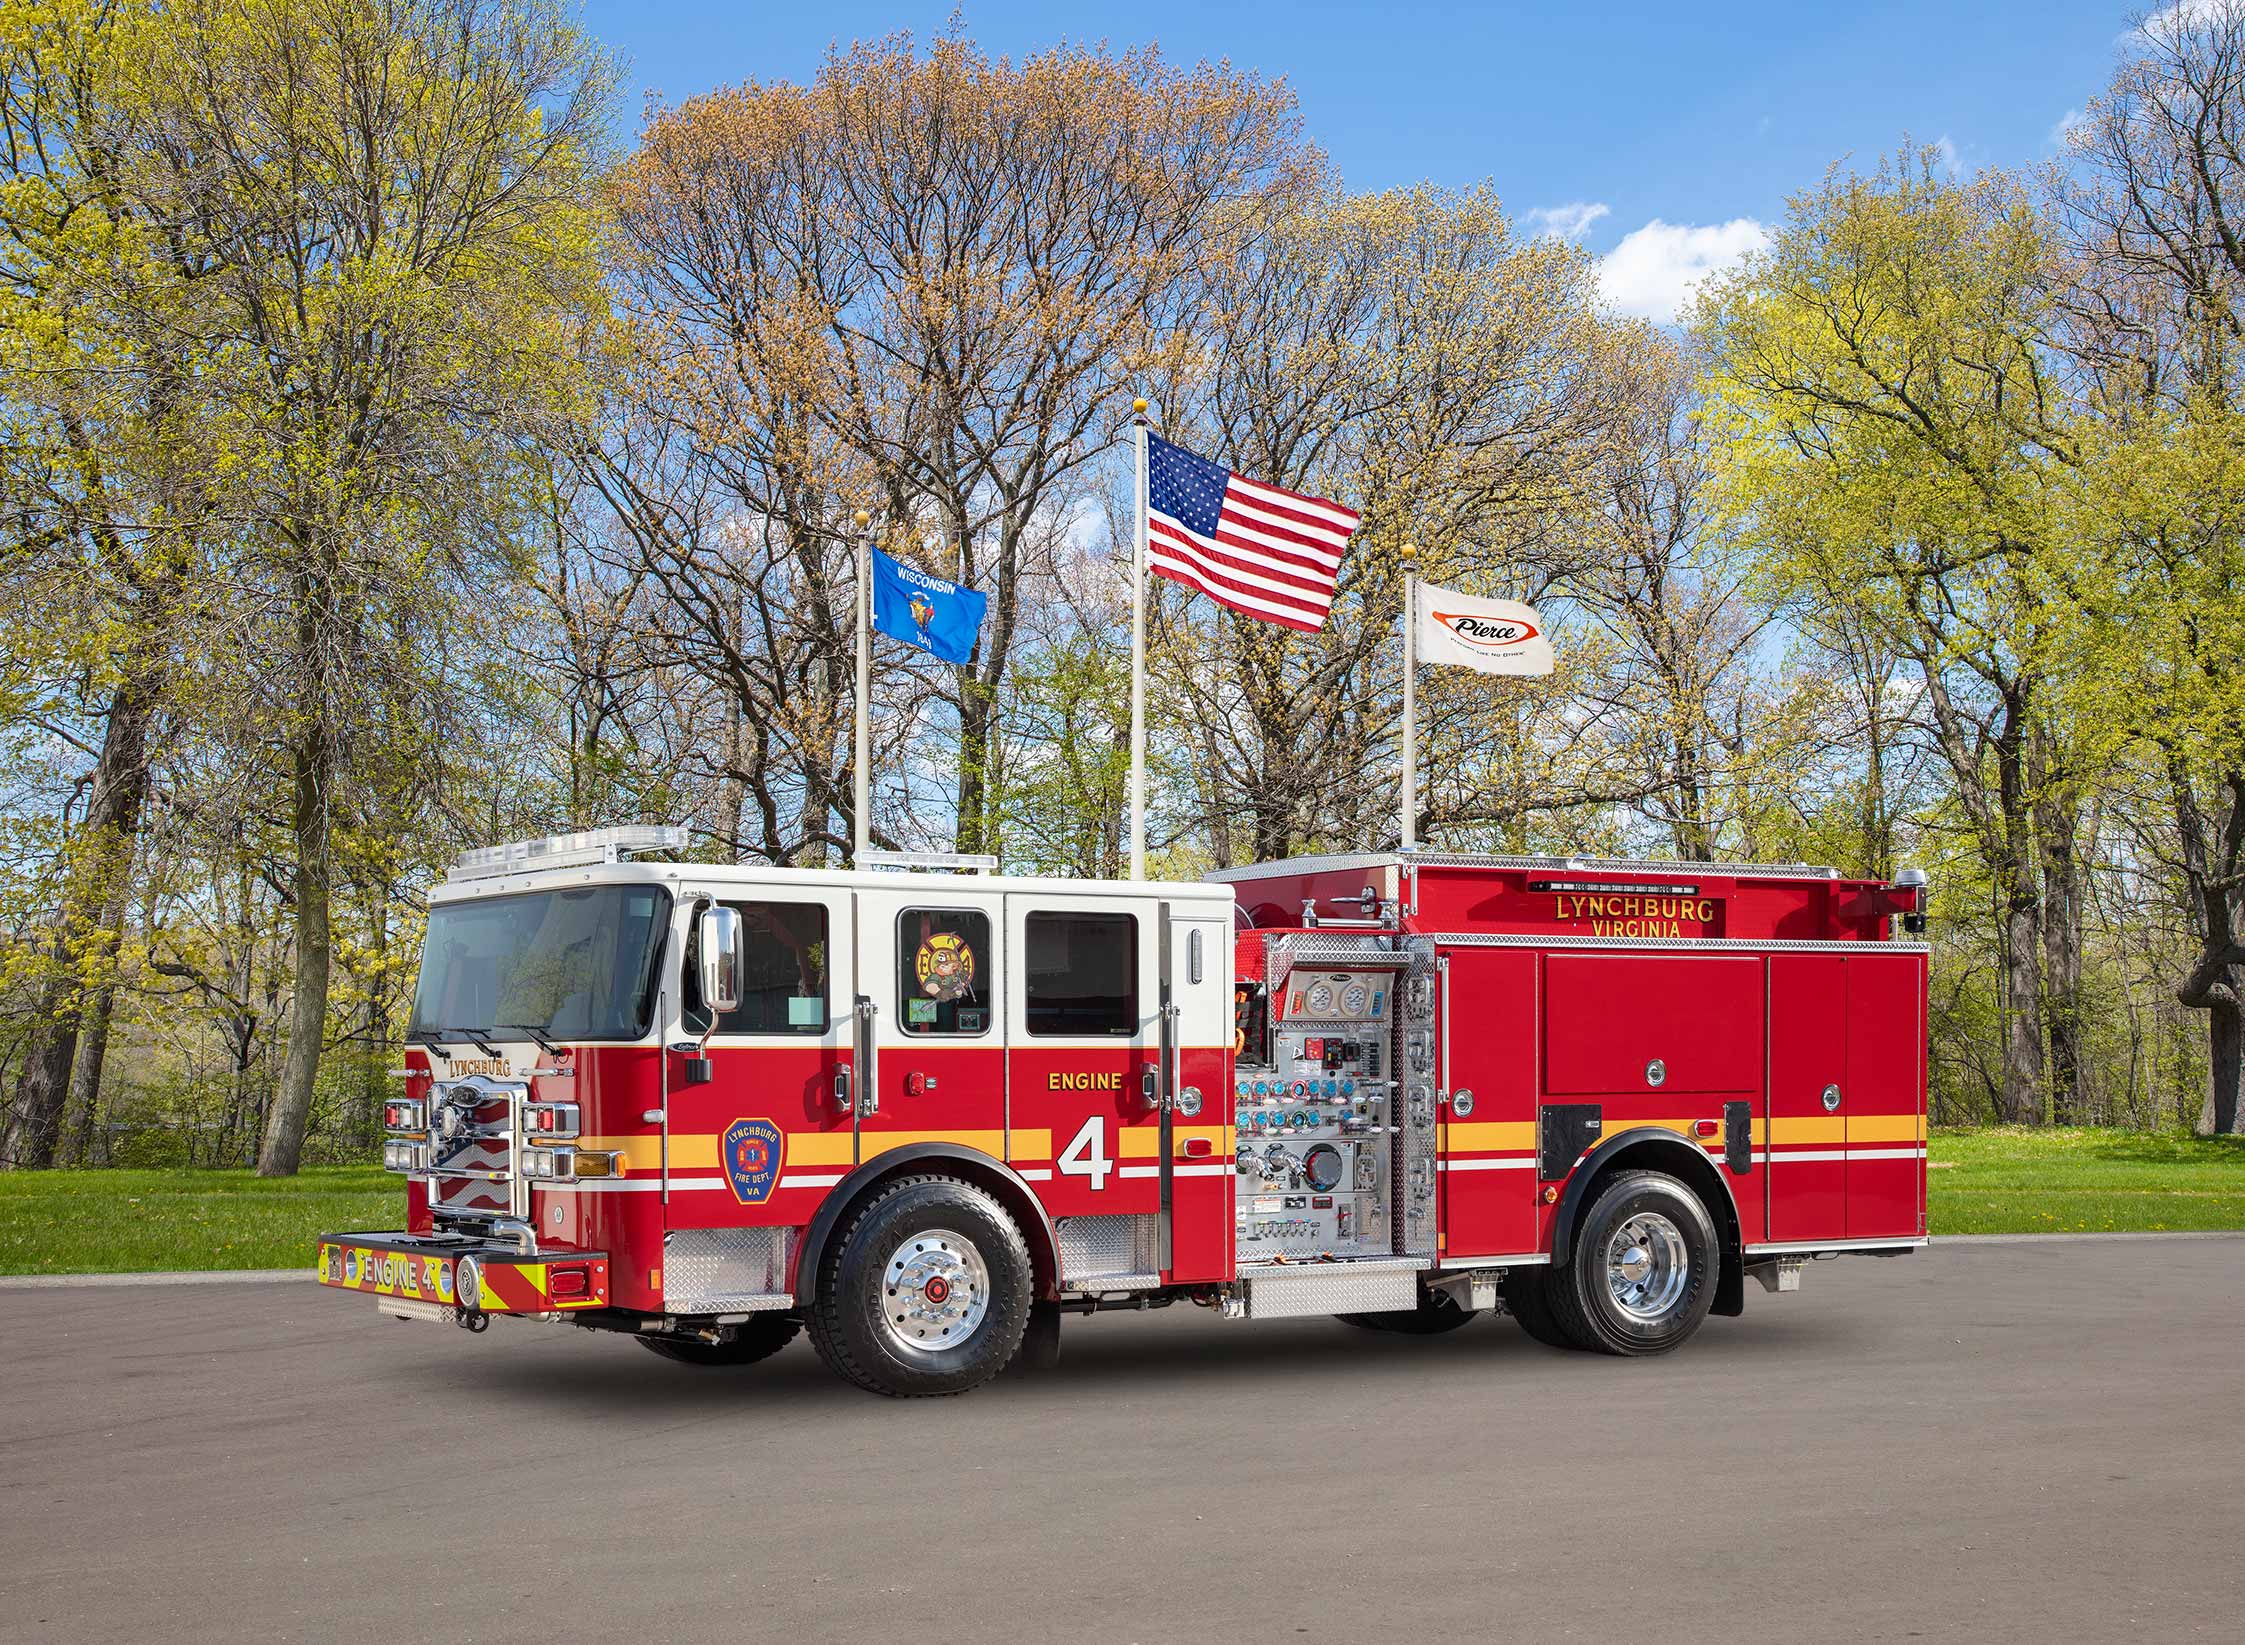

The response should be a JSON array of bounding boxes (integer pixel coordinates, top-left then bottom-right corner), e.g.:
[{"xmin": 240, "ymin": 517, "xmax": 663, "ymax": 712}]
[
  {"xmin": 1845, "ymin": 954, "xmax": 1926, "ymax": 1239},
  {"xmin": 1768, "ymin": 953, "xmax": 1846, "ymax": 1241},
  {"xmin": 1437, "ymin": 947, "xmax": 1540, "ymax": 1260}
]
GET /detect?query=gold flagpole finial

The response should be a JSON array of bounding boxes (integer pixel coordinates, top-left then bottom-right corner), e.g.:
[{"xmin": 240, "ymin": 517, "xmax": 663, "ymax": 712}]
[
  {"xmin": 852, "ymin": 509, "xmax": 871, "ymax": 528},
  {"xmin": 1131, "ymin": 397, "xmax": 1149, "ymax": 415},
  {"xmin": 1400, "ymin": 540, "xmax": 1418, "ymax": 560}
]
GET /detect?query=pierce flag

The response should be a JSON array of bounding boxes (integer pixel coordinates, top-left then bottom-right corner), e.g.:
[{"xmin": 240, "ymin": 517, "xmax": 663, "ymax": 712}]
[
  {"xmin": 1413, "ymin": 580, "xmax": 1554, "ymax": 676},
  {"xmin": 870, "ymin": 545, "xmax": 987, "ymax": 665}
]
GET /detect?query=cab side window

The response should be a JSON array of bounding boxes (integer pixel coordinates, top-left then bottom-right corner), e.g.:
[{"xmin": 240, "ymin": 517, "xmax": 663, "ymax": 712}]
[
  {"xmin": 682, "ymin": 900, "xmax": 830, "ymax": 1035},
  {"xmin": 1024, "ymin": 911, "xmax": 1138, "ymax": 1036},
  {"xmin": 898, "ymin": 908, "xmax": 992, "ymax": 1035}
]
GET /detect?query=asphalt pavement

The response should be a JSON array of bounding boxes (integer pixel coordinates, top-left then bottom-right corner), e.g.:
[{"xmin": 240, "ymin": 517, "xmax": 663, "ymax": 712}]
[{"xmin": 2, "ymin": 1236, "xmax": 2240, "ymax": 1643}]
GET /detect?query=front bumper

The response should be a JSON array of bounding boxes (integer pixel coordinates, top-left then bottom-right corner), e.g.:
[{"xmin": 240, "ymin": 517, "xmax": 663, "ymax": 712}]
[{"xmin": 316, "ymin": 1231, "xmax": 610, "ymax": 1314}]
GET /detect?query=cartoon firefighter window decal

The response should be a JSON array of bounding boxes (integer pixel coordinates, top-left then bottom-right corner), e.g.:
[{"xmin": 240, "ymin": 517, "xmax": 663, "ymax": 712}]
[{"xmin": 897, "ymin": 908, "xmax": 991, "ymax": 1035}]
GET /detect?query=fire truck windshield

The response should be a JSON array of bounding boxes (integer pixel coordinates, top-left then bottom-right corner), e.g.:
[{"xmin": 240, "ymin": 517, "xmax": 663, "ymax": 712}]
[{"xmin": 409, "ymin": 886, "xmax": 673, "ymax": 1044}]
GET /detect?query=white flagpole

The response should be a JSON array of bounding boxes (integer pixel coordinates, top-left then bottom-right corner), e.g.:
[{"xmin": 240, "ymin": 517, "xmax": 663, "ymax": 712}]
[
  {"xmin": 1400, "ymin": 541, "xmax": 1418, "ymax": 850},
  {"xmin": 1128, "ymin": 398, "xmax": 1150, "ymax": 880},
  {"xmin": 853, "ymin": 508, "xmax": 871, "ymax": 866}
]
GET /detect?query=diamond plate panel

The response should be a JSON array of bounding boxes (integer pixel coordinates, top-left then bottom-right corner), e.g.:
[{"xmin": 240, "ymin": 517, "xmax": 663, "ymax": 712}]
[
  {"xmin": 664, "ymin": 1227, "xmax": 791, "ymax": 1313},
  {"xmin": 1244, "ymin": 1262, "xmax": 1417, "ymax": 1319},
  {"xmin": 1055, "ymin": 1214, "xmax": 1161, "ymax": 1285}
]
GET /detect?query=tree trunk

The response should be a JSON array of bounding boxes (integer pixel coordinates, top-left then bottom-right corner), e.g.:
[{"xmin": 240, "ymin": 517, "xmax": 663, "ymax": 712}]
[
  {"xmin": 2207, "ymin": 990, "xmax": 2244, "ymax": 1136},
  {"xmin": 2, "ymin": 673, "xmax": 158, "ymax": 1169},
  {"xmin": 1999, "ymin": 894, "xmax": 2047, "ymax": 1124},
  {"xmin": 259, "ymin": 719, "xmax": 334, "ymax": 1177}
]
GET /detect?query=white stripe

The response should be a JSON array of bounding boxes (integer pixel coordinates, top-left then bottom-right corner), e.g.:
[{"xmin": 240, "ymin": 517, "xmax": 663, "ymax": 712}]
[
  {"xmin": 1155, "ymin": 512, "xmax": 1342, "ymax": 592},
  {"xmin": 1770, "ymin": 1150, "xmax": 1847, "ymax": 1163},
  {"xmin": 1149, "ymin": 547, "xmax": 1328, "ymax": 627},
  {"xmin": 1171, "ymin": 1163, "xmax": 1231, "ymax": 1177},
  {"xmin": 1219, "ymin": 501, "xmax": 1353, "ymax": 567},
  {"xmin": 1013, "ymin": 1167, "xmax": 1052, "ymax": 1181},
  {"xmin": 1851, "ymin": 1148, "xmax": 1928, "ymax": 1161},
  {"xmin": 779, "ymin": 1173, "xmax": 844, "ymax": 1189},
  {"xmin": 1225, "ymin": 472, "xmax": 1361, "ymax": 533},
  {"xmin": 1149, "ymin": 519, "xmax": 1333, "ymax": 606},
  {"xmin": 1149, "ymin": 545, "xmax": 1327, "ymax": 621},
  {"xmin": 1437, "ymin": 1156, "xmax": 1537, "ymax": 1172},
  {"xmin": 1118, "ymin": 1165, "xmax": 1161, "ymax": 1179}
]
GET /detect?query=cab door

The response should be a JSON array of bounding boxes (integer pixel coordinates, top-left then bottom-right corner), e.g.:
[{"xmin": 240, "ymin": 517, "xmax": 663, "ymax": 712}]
[
  {"xmin": 855, "ymin": 886, "xmax": 1009, "ymax": 1170},
  {"xmin": 664, "ymin": 886, "xmax": 854, "ymax": 1229},
  {"xmin": 1005, "ymin": 892, "xmax": 1164, "ymax": 1271}
]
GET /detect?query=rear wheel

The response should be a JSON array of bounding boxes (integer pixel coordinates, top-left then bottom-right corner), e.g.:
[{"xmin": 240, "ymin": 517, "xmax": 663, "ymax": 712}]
[
  {"xmin": 1544, "ymin": 1170, "xmax": 1718, "ymax": 1356},
  {"xmin": 1500, "ymin": 1267, "xmax": 1580, "ymax": 1349},
  {"xmin": 637, "ymin": 1312, "xmax": 801, "ymax": 1367},
  {"xmin": 1336, "ymin": 1290, "xmax": 1479, "ymax": 1334},
  {"xmin": 806, "ymin": 1175, "xmax": 1032, "ymax": 1397}
]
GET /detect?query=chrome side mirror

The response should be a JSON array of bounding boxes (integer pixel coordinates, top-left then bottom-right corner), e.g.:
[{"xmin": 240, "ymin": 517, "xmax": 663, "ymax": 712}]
[{"xmin": 697, "ymin": 906, "xmax": 744, "ymax": 1016}]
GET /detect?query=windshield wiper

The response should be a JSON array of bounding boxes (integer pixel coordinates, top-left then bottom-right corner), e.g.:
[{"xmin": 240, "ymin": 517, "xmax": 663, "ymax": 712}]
[
  {"xmin": 421, "ymin": 1026, "xmax": 505, "ymax": 1059},
  {"xmin": 499, "ymin": 1022, "xmax": 563, "ymax": 1058},
  {"xmin": 406, "ymin": 1028, "xmax": 454, "ymax": 1058}
]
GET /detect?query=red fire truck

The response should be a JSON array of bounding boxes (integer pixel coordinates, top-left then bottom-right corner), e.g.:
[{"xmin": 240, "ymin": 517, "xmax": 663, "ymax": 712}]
[{"xmin": 318, "ymin": 826, "xmax": 1929, "ymax": 1397}]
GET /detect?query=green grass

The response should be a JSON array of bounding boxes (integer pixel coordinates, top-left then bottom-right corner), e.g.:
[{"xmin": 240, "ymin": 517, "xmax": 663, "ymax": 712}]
[
  {"xmin": 0, "ymin": 1165, "xmax": 401, "ymax": 1275},
  {"xmin": 1, "ymin": 1131, "xmax": 2240, "ymax": 1275},
  {"xmin": 1928, "ymin": 1127, "xmax": 2245, "ymax": 1234}
]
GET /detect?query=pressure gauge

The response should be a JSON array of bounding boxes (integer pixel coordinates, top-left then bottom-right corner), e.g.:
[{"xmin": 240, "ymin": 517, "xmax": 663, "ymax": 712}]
[
  {"xmin": 1341, "ymin": 982, "xmax": 1369, "ymax": 1014},
  {"xmin": 1306, "ymin": 982, "xmax": 1335, "ymax": 1015}
]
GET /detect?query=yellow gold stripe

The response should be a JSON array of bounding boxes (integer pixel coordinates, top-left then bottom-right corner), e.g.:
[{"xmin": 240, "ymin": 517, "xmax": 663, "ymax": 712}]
[
  {"xmin": 1446, "ymin": 1121, "xmax": 1537, "ymax": 1150},
  {"xmin": 1769, "ymin": 1115, "xmax": 1845, "ymax": 1145},
  {"xmin": 1118, "ymin": 1125, "xmax": 1164, "ymax": 1159},
  {"xmin": 1008, "ymin": 1128, "xmax": 1053, "ymax": 1163},
  {"xmin": 1846, "ymin": 1112, "xmax": 1927, "ymax": 1143}
]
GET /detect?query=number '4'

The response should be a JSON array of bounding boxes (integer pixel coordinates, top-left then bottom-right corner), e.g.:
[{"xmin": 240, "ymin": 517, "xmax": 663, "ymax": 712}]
[{"xmin": 1057, "ymin": 1115, "xmax": 1114, "ymax": 1190}]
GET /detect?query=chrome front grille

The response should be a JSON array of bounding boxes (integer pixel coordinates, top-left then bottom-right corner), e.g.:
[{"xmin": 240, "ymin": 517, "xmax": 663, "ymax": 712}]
[{"xmin": 426, "ymin": 1076, "xmax": 528, "ymax": 1218}]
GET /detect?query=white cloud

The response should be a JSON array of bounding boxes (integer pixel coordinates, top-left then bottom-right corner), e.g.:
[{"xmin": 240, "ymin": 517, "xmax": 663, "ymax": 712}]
[
  {"xmin": 1933, "ymin": 134, "xmax": 1961, "ymax": 175},
  {"xmin": 1523, "ymin": 200, "xmax": 1610, "ymax": 242},
  {"xmin": 1596, "ymin": 217, "xmax": 1770, "ymax": 323},
  {"xmin": 2048, "ymin": 107, "xmax": 2087, "ymax": 149},
  {"xmin": 2137, "ymin": 0, "xmax": 2245, "ymax": 42}
]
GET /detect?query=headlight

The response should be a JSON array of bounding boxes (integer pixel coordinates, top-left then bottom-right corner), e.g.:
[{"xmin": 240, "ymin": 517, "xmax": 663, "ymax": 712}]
[
  {"xmin": 381, "ymin": 1139, "xmax": 426, "ymax": 1173},
  {"xmin": 522, "ymin": 1145, "xmax": 618, "ymax": 1180},
  {"xmin": 383, "ymin": 1098, "xmax": 427, "ymax": 1134}
]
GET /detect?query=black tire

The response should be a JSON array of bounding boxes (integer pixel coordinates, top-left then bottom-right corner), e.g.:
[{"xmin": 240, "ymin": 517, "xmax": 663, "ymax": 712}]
[
  {"xmin": 804, "ymin": 1174, "xmax": 1032, "ymax": 1397},
  {"xmin": 1336, "ymin": 1290, "xmax": 1480, "ymax": 1334},
  {"xmin": 637, "ymin": 1312, "xmax": 801, "ymax": 1367},
  {"xmin": 1500, "ymin": 1267, "xmax": 1582, "ymax": 1349},
  {"xmin": 1544, "ymin": 1169, "xmax": 1718, "ymax": 1356}
]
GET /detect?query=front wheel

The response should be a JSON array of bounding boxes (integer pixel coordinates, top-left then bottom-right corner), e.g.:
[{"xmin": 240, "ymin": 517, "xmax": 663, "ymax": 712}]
[
  {"xmin": 1544, "ymin": 1170, "xmax": 1718, "ymax": 1355},
  {"xmin": 806, "ymin": 1175, "xmax": 1033, "ymax": 1397}
]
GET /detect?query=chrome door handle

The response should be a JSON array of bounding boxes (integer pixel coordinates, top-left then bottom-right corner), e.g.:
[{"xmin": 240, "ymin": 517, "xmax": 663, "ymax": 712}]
[{"xmin": 1821, "ymin": 1084, "xmax": 1841, "ymax": 1113}]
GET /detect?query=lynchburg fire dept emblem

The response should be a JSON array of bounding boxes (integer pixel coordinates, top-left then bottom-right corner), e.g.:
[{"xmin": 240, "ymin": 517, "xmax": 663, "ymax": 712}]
[{"xmin": 722, "ymin": 1117, "xmax": 785, "ymax": 1205}]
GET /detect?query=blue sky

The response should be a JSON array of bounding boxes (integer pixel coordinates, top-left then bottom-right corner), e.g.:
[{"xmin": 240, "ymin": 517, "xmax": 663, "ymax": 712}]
[{"xmin": 581, "ymin": 0, "xmax": 2144, "ymax": 320}]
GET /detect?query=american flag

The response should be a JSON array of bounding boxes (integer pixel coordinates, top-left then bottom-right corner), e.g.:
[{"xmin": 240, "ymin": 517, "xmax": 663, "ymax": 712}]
[{"xmin": 1145, "ymin": 432, "xmax": 1359, "ymax": 632}]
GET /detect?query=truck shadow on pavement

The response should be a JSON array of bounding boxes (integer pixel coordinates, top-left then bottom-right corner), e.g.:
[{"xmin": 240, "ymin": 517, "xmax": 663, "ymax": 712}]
[{"xmin": 459, "ymin": 1304, "xmax": 1869, "ymax": 1415}]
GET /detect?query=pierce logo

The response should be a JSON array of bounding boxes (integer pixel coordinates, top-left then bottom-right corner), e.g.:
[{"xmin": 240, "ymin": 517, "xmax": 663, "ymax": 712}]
[
  {"xmin": 1433, "ymin": 611, "xmax": 1540, "ymax": 651},
  {"xmin": 722, "ymin": 1117, "xmax": 785, "ymax": 1205}
]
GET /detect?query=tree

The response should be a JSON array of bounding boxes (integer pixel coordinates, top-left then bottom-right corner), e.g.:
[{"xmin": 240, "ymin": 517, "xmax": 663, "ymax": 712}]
[
  {"xmin": 116, "ymin": 0, "xmax": 612, "ymax": 1173},
  {"xmin": 1700, "ymin": 154, "xmax": 2074, "ymax": 1124}
]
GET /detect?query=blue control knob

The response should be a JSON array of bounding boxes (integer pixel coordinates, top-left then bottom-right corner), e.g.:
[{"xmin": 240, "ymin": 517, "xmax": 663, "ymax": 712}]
[{"xmin": 1341, "ymin": 1080, "xmax": 1355, "ymax": 1097}]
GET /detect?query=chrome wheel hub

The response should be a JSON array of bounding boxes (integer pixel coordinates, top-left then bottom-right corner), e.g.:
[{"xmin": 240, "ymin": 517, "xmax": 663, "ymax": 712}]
[
  {"xmin": 879, "ymin": 1227, "xmax": 990, "ymax": 1354},
  {"xmin": 1605, "ymin": 1211, "xmax": 1689, "ymax": 1321}
]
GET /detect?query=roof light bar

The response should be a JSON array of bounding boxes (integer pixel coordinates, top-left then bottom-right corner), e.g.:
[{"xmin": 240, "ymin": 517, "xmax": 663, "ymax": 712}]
[
  {"xmin": 449, "ymin": 825, "xmax": 690, "ymax": 882},
  {"xmin": 856, "ymin": 847, "xmax": 999, "ymax": 874}
]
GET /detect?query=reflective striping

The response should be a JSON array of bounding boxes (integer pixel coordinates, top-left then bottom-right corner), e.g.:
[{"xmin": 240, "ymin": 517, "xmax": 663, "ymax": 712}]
[
  {"xmin": 1769, "ymin": 1116, "xmax": 1845, "ymax": 1145},
  {"xmin": 1118, "ymin": 1165, "xmax": 1160, "ymax": 1179},
  {"xmin": 778, "ymin": 1173, "xmax": 844, "ymax": 1189},
  {"xmin": 1437, "ymin": 1157, "xmax": 1537, "ymax": 1172},
  {"xmin": 1850, "ymin": 1147, "xmax": 1927, "ymax": 1161},
  {"xmin": 1770, "ymin": 1146, "xmax": 1927, "ymax": 1164},
  {"xmin": 1771, "ymin": 1150, "xmax": 1848, "ymax": 1163},
  {"xmin": 1446, "ymin": 1121, "xmax": 1537, "ymax": 1150},
  {"xmin": 1007, "ymin": 1128, "xmax": 1052, "ymax": 1164},
  {"xmin": 1847, "ymin": 1113, "xmax": 1928, "ymax": 1143},
  {"xmin": 1014, "ymin": 1167, "xmax": 1052, "ymax": 1181},
  {"xmin": 1172, "ymin": 1163, "xmax": 1230, "ymax": 1178}
]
